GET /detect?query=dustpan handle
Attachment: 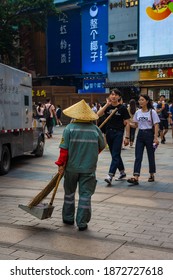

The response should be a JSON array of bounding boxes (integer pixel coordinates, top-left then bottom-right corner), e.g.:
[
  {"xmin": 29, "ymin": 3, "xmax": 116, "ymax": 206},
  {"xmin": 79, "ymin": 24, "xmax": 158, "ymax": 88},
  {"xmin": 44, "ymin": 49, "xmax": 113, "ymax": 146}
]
[
  {"xmin": 49, "ymin": 173, "xmax": 62, "ymax": 206},
  {"xmin": 98, "ymin": 108, "xmax": 118, "ymax": 129}
]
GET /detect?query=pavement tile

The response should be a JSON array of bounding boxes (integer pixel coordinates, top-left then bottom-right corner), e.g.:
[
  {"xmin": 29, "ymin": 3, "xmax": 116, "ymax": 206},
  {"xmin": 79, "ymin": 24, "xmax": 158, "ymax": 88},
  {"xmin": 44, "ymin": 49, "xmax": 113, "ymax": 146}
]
[
  {"xmin": 18, "ymin": 231, "xmax": 124, "ymax": 259},
  {"xmin": 104, "ymin": 196, "xmax": 173, "ymax": 209},
  {"xmin": 10, "ymin": 249, "xmax": 43, "ymax": 260},
  {"xmin": 0, "ymin": 226, "xmax": 36, "ymax": 243},
  {"xmin": 107, "ymin": 244, "xmax": 173, "ymax": 260}
]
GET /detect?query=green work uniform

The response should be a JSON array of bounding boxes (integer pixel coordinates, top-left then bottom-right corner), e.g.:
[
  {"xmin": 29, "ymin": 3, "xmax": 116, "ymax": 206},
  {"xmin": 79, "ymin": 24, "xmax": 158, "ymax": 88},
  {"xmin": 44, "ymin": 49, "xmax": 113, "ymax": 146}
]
[{"xmin": 59, "ymin": 121, "xmax": 105, "ymax": 228}]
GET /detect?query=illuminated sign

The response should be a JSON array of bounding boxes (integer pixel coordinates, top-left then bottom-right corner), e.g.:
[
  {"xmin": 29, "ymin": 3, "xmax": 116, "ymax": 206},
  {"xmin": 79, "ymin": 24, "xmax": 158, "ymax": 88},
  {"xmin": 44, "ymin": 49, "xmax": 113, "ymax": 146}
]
[
  {"xmin": 81, "ymin": 2, "xmax": 108, "ymax": 74},
  {"xmin": 139, "ymin": 68, "xmax": 173, "ymax": 80},
  {"xmin": 47, "ymin": 10, "xmax": 81, "ymax": 75},
  {"xmin": 78, "ymin": 79, "xmax": 106, "ymax": 93},
  {"xmin": 139, "ymin": 0, "xmax": 173, "ymax": 60},
  {"xmin": 32, "ymin": 89, "xmax": 46, "ymax": 97},
  {"xmin": 111, "ymin": 60, "xmax": 135, "ymax": 72}
]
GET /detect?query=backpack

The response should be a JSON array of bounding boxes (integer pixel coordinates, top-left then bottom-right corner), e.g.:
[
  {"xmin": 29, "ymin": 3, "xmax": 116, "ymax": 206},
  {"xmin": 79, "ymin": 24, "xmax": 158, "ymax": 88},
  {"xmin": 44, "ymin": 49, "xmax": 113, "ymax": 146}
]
[{"xmin": 43, "ymin": 104, "xmax": 51, "ymax": 119}]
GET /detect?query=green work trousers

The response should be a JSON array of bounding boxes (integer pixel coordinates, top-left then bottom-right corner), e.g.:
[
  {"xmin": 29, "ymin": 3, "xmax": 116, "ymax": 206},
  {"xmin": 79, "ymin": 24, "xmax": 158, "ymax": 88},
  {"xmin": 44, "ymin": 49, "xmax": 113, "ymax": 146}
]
[{"xmin": 62, "ymin": 170, "xmax": 97, "ymax": 228}]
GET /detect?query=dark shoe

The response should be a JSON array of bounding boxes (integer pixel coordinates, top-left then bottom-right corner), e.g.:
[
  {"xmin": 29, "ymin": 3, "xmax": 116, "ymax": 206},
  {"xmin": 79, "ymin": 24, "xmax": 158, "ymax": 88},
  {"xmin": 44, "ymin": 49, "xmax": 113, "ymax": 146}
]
[
  {"xmin": 161, "ymin": 140, "xmax": 165, "ymax": 144},
  {"xmin": 78, "ymin": 225, "xmax": 88, "ymax": 231},
  {"xmin": 127, "ymin": 177, "xmax": 139, "ymax": 185},
  {"xmin": 46, "ymin": 132, "xmax": 50, "ymax": 139},
  {"xmin": 148, "ymin": 175, "xmax": 155, "ymax": 182},
  {"xmin": 63, "ymin": 220, "xmax": 74, "ymax": 225}
]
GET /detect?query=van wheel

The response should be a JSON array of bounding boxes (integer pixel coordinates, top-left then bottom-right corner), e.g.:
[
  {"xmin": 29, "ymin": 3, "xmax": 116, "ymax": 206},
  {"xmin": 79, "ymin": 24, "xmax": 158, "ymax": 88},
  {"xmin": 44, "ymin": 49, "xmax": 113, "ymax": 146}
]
[
  {"xmin": 34, "ymin": 137, "xmax": 44, "ymax": 157},
  {"xmin": 0, "ymin": 146, "xmax": 11, "ymax": 175}
]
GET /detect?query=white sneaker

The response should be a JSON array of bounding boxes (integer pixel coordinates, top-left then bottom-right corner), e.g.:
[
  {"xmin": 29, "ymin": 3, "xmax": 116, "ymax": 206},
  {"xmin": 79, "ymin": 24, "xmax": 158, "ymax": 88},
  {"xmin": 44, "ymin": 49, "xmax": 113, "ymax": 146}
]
[
  {"xmin": 115, "ymin": 173, "xmax": 126, "ymax": 181},
  {"xmin": 104, "ymin": 175, "xmax": 112, "ymax": 185}
]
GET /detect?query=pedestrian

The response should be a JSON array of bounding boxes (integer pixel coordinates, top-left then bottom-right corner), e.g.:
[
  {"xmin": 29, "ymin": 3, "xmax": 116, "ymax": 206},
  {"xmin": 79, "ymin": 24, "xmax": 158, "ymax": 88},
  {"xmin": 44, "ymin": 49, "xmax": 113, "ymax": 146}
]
[
  {"xmin": 169, "ymin": 101, "xmax": 173, "ymax": 141},
  {"xmin": 44, "ymin": 98, "xmax": 57, "ymax": 138},
  {"xmin": 97, "ymin": 88, "xmax": 130, "ymax": 185},
  {"xmin": 156, "ymin": 94, "xmax": 170, "ymax": 144},
  {"xmin": 127, "ymin": 99, "xmax": 138, "ymax": 148},
  {"xmin": 55, "ymin": 99, "xmax": 105, "ymax": 231},
  {"xmin": 127, "ymin": 94, "xmax": 160, "ymax": 186},
  {"xmin": 36, "ymin": 102, "xmax": 45, "ymax": 119},
  {"xmin": 91, "ymin": 102, "xmax": 98, "ymax": 113},
  {"xmin": 56, "ymin": 105, "xmax": 62, "ymax": 126},
  {"xmin": 36, "ymin": 102, "xmax": 46, "ymax": 129}
]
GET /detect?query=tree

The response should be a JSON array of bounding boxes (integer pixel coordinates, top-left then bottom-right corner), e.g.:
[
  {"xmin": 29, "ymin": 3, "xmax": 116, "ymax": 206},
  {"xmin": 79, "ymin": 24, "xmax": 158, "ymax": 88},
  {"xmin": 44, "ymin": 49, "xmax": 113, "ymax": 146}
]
[{"xmin": 0, "ymin": 0, "xmax": 58, "ymax": 66}]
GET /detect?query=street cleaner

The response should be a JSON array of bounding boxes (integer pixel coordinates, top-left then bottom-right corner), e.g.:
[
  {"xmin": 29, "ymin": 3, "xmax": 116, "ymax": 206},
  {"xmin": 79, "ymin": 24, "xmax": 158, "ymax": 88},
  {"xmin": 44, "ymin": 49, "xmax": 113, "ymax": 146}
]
[{"xmin": 55, "ymin": 99, "xmax": 105, "ymax": 231}]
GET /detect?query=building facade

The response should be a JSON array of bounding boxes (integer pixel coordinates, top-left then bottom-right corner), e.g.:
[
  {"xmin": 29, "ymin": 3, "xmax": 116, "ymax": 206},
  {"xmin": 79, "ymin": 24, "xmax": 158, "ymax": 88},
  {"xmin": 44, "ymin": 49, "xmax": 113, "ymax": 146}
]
[{"xmin": 33, "ymin": 0, "xmax": 173, "ymax": 106}]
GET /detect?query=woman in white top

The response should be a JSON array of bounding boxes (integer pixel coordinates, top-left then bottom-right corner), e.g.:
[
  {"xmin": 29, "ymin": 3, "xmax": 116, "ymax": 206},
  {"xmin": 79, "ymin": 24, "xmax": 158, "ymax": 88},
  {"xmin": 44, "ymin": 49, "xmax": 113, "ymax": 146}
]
[
  {"xmin": 127, "ymin": 94, "xmax": 160, "ymax": 185},
  {"xmin": 36, "ymin": 102, "xmax": 44, "ymax": 118}
]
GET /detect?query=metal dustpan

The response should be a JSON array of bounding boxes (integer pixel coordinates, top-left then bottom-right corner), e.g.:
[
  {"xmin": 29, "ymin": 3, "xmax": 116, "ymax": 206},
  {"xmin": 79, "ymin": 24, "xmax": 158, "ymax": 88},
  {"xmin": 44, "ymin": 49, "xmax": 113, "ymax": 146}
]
[
  {"xmin": 18, "ymin": 173, "xmax": 62, "ymax": 220},
  {"xmin": 18, "ymin": 203, "xmax": 54, "ymax": 220}
]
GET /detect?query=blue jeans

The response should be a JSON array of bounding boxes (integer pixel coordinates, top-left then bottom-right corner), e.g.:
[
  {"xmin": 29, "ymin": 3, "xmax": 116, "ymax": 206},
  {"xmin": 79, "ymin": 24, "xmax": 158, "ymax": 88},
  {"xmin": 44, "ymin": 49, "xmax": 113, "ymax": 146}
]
[
  {"xmin": 106, "ymin": 129, "xmax": 124, "ymax": 176},
  {"xmin": 134, "ymin": 129, "xmax": 155, "ymax": 176}
]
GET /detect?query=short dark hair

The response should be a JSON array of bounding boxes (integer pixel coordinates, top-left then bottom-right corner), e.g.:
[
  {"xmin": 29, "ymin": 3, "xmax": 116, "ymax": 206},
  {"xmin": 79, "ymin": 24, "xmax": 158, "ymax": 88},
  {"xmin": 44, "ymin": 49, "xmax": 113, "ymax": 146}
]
[
  {"xmin": 110, "ymin": 88, "xmax": 121, "ymax": 96},
  {"xmin": 160, "ymin": 94, "xmax": 165, "ymax": 98}
]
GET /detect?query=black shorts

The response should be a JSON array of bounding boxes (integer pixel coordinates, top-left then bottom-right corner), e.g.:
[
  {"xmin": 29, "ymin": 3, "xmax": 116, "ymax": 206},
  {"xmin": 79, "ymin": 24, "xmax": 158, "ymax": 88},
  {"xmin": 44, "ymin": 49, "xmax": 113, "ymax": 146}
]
[{"xmin": 159, "ymin": 119, "xmax": 168, "ymax": 130}]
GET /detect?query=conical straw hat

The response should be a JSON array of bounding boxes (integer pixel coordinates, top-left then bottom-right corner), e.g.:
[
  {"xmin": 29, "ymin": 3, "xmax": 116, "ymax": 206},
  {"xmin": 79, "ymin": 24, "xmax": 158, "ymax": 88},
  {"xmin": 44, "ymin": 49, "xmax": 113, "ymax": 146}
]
[{"xmin": 63, "ymin": 99, "xmax": 98, "ymax": 121}]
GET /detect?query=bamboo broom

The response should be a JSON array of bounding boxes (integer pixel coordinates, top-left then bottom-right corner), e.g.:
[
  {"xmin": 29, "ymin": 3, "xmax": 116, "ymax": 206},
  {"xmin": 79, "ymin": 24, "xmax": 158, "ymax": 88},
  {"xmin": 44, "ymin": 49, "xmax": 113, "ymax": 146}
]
[{"xmin": 28, "ymin": 173, "xmax": 62, "ymax": 208}]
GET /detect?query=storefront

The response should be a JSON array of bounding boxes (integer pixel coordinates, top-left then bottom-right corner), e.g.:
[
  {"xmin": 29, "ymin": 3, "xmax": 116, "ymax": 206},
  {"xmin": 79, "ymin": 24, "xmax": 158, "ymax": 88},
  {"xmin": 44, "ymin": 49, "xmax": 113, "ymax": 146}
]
[{"xmin": 131, "ymin": 62, "xmax": 173, "ymax": 102}]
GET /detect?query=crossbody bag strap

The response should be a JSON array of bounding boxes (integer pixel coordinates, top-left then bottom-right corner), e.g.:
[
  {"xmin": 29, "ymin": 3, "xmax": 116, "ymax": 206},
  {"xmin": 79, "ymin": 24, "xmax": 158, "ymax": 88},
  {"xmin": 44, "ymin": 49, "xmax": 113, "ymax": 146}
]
[{"xmin": 150, "ymin": 109, "xmax": 153, "ymax": 126}]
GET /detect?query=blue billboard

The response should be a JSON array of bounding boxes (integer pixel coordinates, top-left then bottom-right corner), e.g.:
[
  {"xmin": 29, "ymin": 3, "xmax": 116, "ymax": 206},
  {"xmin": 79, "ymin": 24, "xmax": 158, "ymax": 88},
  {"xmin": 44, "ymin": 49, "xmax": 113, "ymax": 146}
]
[
  {"xmin": 78, "ymin": 78, "xmax": 106, "ymax": 93},
  {"xmin": 81, "ymin": 2, "xmax": 108, "ymax": 74},
  {"xmin": 47, "ymin": 10, "xmax": 81, "ymax": 75}
]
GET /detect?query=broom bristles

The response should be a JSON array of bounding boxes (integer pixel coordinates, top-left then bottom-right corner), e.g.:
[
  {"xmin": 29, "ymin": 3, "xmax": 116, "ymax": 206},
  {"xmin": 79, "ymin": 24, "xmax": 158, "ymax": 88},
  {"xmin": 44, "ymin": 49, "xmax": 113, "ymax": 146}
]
[{"xmin": 28, "ymin": 173, "xmax": 60, "ymax": 208}]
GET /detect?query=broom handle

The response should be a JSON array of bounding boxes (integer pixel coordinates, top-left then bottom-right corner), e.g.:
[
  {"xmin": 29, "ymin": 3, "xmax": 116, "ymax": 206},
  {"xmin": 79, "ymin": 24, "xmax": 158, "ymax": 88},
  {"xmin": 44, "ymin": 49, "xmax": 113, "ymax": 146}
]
[
  {"xmin": 49, "ymin": 173, "xmax": 62, "ymax": 206},
  {"xmin": 98, "ymin": 108, "xmax": 118, "ymax": 129}
]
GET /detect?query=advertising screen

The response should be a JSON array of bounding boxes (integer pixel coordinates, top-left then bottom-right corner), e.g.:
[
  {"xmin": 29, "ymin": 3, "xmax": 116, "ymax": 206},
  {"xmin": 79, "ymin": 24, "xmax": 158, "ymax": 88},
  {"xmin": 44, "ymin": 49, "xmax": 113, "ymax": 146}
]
[
  {"xmin": 47, "ymin": 9, "xmax": 81, "ymax": 75},
  {"xmin": 81, "ymin": 2, "xmax": 108, "ymax": 73},
  {"xmin": 139, "ymin": 0, "xmax": 173, "ymax": 60}
]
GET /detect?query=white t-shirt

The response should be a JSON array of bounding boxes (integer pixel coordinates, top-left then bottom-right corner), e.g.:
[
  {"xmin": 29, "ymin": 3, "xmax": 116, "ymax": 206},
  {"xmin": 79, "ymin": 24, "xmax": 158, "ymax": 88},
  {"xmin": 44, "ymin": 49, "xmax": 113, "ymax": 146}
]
[{"xmin": 133, "ymin": 109, "xmax": 160, "ymax": 130}]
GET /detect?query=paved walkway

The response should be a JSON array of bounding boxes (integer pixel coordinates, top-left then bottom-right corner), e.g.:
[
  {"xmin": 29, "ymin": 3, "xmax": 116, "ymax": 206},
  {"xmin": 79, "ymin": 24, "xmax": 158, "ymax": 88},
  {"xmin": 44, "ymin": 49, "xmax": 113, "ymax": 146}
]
[{"xmin": 0, "ymin": 126, "xmax": 173, "ymax": 260}]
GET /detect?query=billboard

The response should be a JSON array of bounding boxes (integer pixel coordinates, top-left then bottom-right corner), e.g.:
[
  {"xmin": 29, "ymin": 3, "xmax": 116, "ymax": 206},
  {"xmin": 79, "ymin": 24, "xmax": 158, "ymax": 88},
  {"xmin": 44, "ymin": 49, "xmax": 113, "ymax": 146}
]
[
  {"xmin": 47, "ymin": 9, "xmax": 81, "ymax": 75},
  {"xmin": 81, "ymin": 2, "xmax": 108, "ymax": 73},
  {"xmin": 78, "ymin": 78, "xmax": 106, "ymax": 93},
  {"xmin": 139, "ymin": 0, "xmax": 173, "ymax": 60}
]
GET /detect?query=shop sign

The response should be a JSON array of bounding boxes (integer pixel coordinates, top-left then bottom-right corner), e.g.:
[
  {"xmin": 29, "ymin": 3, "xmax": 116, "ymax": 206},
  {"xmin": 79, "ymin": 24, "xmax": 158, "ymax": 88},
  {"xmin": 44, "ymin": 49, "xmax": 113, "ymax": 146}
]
[
  {"xmin": 32, "ymin": 89, "xmax": 47, "ymax": 98},
  {"xmin": 111, "ymin": 60, "xmax": 135, "ymax": 72},
  {"xmin": 109, "ymin": 1, "xmax": 126, "ymax": 9},
  {"xmin": 81, "ymin": 2, "xmax": 108, "ymax": 74},
  {"xmin": 47, "ymin": 10, "xmax": 81, "ymax": 75},
  {"xmin": 78, "ymin": 79, "xmax": 106, "ymax": 93},
  {"xmin": 140, "ymin": 68, "xmax": 173, "ymax": 80}
]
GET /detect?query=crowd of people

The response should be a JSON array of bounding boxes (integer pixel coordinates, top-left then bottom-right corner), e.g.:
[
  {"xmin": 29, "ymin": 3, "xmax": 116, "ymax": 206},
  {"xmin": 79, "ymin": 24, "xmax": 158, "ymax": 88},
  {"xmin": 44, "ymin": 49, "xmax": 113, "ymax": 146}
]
[
  {"xmin": 32, "ymin": 92, "xmax": 172, "ymax": 231},
  {"xmin": 33, "ymin": 99, "xmax": 63, "ymax": 139}
]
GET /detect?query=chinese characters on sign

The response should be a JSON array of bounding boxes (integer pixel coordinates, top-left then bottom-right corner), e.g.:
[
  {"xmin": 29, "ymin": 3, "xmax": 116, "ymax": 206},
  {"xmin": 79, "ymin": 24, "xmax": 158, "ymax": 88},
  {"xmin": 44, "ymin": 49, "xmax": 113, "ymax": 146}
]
[
  {"xmin": 79, "ymin": 79, "xmax": 106, "ymax": 93},
  {"xmin": 59, "ymin": 13, "xmax": 71, "ymax": 65},
  {"xmin": 139, "ymin": 68, "xmax": 173, "ymax": 80},
  {"xmin": 82, "ymin": 2, "xmax": 108, "ymax": 73},
  {"xmin": 32, "ymin": 90, "xmax": 46, "ymax": 97},
  {"xmin": 111, "ymin": 60, "xmax": 135, "ymax": 72},
  {"xmin": 90, "ymin": 5, "xmax": 102, "ymax": 63}
]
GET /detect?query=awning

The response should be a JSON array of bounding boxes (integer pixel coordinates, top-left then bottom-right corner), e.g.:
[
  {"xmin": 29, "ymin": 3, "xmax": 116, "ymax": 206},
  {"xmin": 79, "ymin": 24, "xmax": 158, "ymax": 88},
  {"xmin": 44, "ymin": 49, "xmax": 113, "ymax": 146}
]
[
  {"xmin": 131, "ymin": 61, "xmax": 173, "ymax": 70},
  {"xmin": 104, "ymin": 81, "xmax": 139, "ymax": 88}
]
